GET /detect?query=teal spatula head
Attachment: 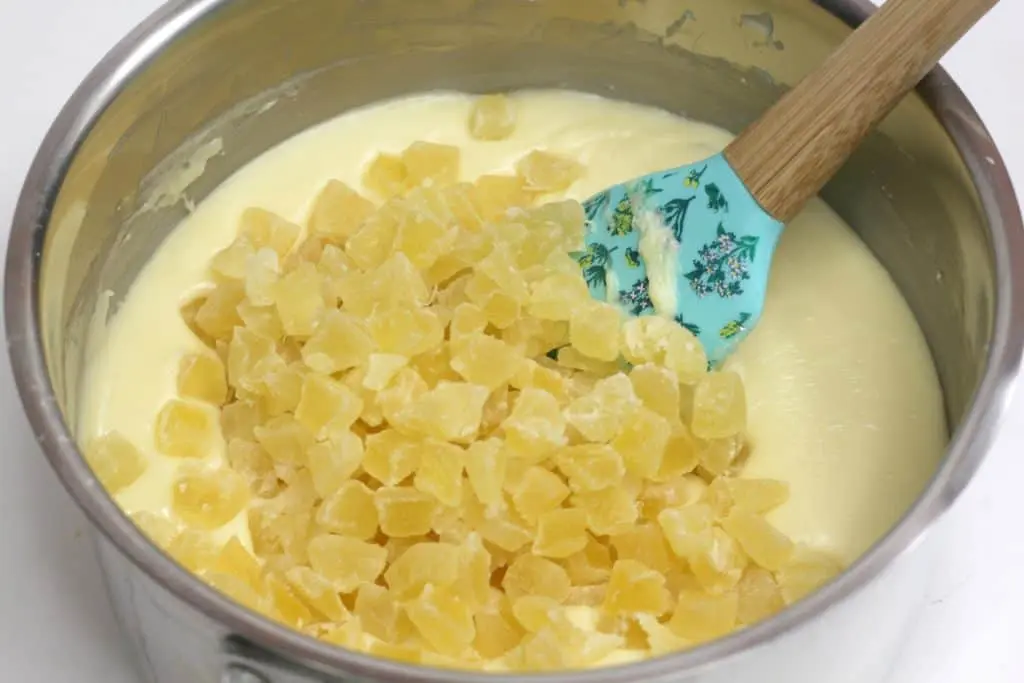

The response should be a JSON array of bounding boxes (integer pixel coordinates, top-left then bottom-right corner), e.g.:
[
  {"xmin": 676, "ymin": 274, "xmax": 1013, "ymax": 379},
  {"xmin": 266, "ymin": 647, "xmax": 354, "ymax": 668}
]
[{"xmin": 577, "ymin": 153, "xmax": 782, "ymax": 366}]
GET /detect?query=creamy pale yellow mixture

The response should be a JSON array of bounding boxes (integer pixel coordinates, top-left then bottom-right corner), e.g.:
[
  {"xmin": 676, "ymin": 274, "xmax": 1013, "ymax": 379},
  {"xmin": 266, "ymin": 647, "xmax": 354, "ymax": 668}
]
[{"xmin": 79, "ymin": 92, "xmax": 946, "ymax": 664}]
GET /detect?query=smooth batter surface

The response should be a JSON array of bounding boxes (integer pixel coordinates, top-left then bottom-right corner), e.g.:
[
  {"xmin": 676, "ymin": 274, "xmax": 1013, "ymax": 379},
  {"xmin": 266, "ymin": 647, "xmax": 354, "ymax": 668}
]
[{"xmin": 79, "ymin": 90, "xmax": 947, "ymax": 566}]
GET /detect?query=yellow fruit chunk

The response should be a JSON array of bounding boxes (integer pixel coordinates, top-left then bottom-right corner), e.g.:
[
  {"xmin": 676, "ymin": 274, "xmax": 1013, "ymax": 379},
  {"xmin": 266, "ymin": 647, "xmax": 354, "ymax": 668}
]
[
  {"xmin": 464, "ymin": 438, "xmax": 506, "ymax": 507},
  {"xmin": 265, "ymin": 572, "xmax": 314, "ymax": 629},
  {"xmin": 362, "ymin": 354, "xmax": 409, "ymax": 391},
  {"xmin": 449, "ymin": 303, "xmax": 488, "ymax": 343},
  {"xmin": 245, "ymin": 248, "xmax": 279, "ymax": 307},
  {"xmin": 503, "ymin": 554, "xmax": 571, "ymax": 602},
  {"xmin": 564, "ymin": 374, "xmax": 640, "ymax": 443},
  {"xmin": 317, "ymin": 481, "xmax": 378, "ymax": 539},
  {"xmin": 474, "ymin": 598, "xmax": 526, "ymax": 659},
  {"xmin": 402, "ymin": 141, "xmax": 460, "ymax": 189},
  {"xmin": 658, "ymin": 503, "xmax": 714, "ymax": 560},
  {"xmin": 210, "ymin": 236, "xmax": 254, "ymax": 281},
  {"xmin": 449, "ymin": 333, "xmax": 522, "ymax": 389},
  {"xmin": 455, "ymin": 533, "xmax": 491, "ymax": 609},
  {"xmin": 503, "ymin": 388, "xmax": 567, "ymax": 457},
  {"xmin": 154, "ymin": 399, "xmax": 219, "ymax": 459},
  {"xmin": 515, "ymin": 150, "xmax": 584, "ymax": 193},
  {"xmin": 629, "ymin": 363, "xmax": 681, "ymax": 423},
  {"xmin": 604, "ymin": 560, "xmax": 670, "ymax": 616},
  {"xmin": 414, "ymin": 439, "xmax": 465, "ymax": 507},
  {"xmin": 509, "ymin": 360, "xmax": 570, "ymax": 405},
  {"xmin": 610, "ymin": 407, "xmax": 671, "ymax": 479},
  {"xmin": 248, "ymin": 502, "xmax": 312, "ymax": 562},
  {"xmin": 391, "ymin": 382, "xmax": 490, "ymax": 442},
  {"xmin": 406, "ymin": 583, "xmax": 476, "ymax": 656},
  {"xmin": 464, "ymin": 272, "xmax": 522, "ymax": 330},
  {"xmin": 533, "ymin": 508, "xmax": 588, "ymax": 559},
  {"xmin": 363, "ymin": 430, "xmax": 420, "ymax": 486},
  {"xmin": 776, "ymin": 545, "xmax": 843, "ymax": 604},
  {"xmin": 220, "ymin": 399, "xmax": 265, "ymax": 442},
  {"xmin": 225, "ymin": 439, "xmax": 276, "ymax": 499},
  {"xmin": 468, "ymin": 94, "xmax": 517, "ymax": 141},
  {"xmin": 375, "ymin": 487, "xmax": 438, "ymax": 537},
  {"xmin": 307, "ymin": 431, "xmax": 364, "ymax": 498},
  {"xmin": 385, "ymin": 541, "xmax": 461, "ymax": 598},
  {"xmin": 511, "ymin": 466, "xmax": 569, "ymax": 524},
  {"xmin": 302, "ymin": 310, "xmax": 375, "ymax": 375},
  {"xmin": 657, "ymin": 427, "xmax": 701, "ymax": 480},
  {"xmin": 239, "ymin": 207, "xmax": 301, "ymax": 257},
  {"xmin": 670, "ymin": 589, "xmax": 739, "ymax": 643},
  {"xmin": 641, "ymin": 475, "xmax": 706, "ymax": 520},
  {"xmin": 691, "ymin": 371, "xmax": 747, "ymax": 439},
  {"xmin": 527, "ymin": 272, "xmax": 590, "ymax": 322},
  {"xmin": 463, "ymin": 493, "xmax": 533, "ymax": 552},
  {"xmin": 721, "ymin": 508, "xmax": 794, "ymax": 572},
  {"xmin": 167, "ymin": 530, "xmax": 218, "ymax": 572},
  {"xmin": 572, "ymin": 488, "xmax": 638, "ymax": 536},
  {"xmin": 368, "ymin": 306, "xmax": 444, "ymax": 357},
  {"xmin": 285, "ymin": 566, "xmax": 349, "ymax": 621},
  {"xmin": 635, "ymin": 613, "xmax": 689, "ymax": 655},
  {"xmin": 84, "ymin": 432, "xmax": 147, "ymax": 494},
  {"xmin": 355, "ymin": 584, "xmax": 406, "ymax": 643},
  {"xmin": 393, "ymin": 195, "xmax": 458, "ymax": 271},
  {"xmin": 511, "ymin": 596, "xmax": 562, "ymax": 633},
  {"xmin": 293, "ymin": 374, "xmax": 363, "ymax": 441},
  {"xmin": 556, "ymin": 444, "xmax": 624, "ymax": 492},
  {"xmin": 272, "ymin": 262, "xmax": 326, "ymax": 338},
  {"xmin": 130, "ymin": 511, "xmax": 181, "ymax": 548},
  {"xmin": 610, "ymin": 523, "xmax": 674, "ymax": 575},
  {"xmin": 564, "ymin": 538, "xmax": 613, "ymax": 585},
  {"xmin": 345, "ymin": 208, "xmax": 399, "ymax": 270},
  {"xmin": 171, "ymin": 466, "xmax": 250, "ymax": 529},
  {"xmin": 725, "ymin": 478, "xmax": 790, "ymax": 514},
  {"xmin": 475, "ymin": 174, "xmax": 531, "ymax": 220},
  {"xmin": 253, "ymin": 414, "xmax": 314, "ymax": 465},
  {"xmin": 569, "ymin": 302, "xmax": 621, "ymax": 362},
  {"xmin": 690, "ymin": 527, "xmax": 747, "ymax": 593},
  {"xmin": 214, "ymin": 537, "xmax": 262, "ymax": 589},
  {"xmin": 737, "ymin": 567, "xmax": 784, "ymax": 625},
  {"xmin": 191, "ymin": 282, "xmax": 244, "ymax": 343},
  {"xmin": 307, "ymin": 534, "xmax": 387, "ymax": 592},
  {"xmin": 377, "ymin": 368, "xmax": 429, "ymax": 425},
  {"xmin": 308, "ymin": 180, "xmax": 375, "ymax": 241},
  {"xmin": 363, "ymin": 153, "xmax": 408, "ymax": 199},
  {"xmin": 177, "ymin": 353, "xmax": 228, "ymax": 405}
]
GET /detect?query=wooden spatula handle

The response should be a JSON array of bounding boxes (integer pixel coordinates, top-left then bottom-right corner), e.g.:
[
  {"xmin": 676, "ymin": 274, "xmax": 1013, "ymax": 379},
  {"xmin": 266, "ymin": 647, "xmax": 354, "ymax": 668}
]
[{"xmin": 724, "ymin": 0, "xmax": 998, "ymax": 223}]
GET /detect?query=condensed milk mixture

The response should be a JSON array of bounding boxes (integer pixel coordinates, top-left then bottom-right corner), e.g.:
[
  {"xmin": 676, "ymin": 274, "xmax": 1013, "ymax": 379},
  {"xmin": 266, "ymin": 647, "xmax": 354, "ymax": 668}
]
[{"xmin": 78, "ymin": 91, "xmax": 946, "ymax": 670}]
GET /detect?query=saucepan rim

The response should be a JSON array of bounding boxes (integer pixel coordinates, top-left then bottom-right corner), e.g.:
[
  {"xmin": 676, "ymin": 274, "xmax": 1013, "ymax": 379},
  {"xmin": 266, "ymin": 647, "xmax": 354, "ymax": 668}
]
[{"xmin": 5, "ymin": 0, "xmax": 1023, "ymax": 680}]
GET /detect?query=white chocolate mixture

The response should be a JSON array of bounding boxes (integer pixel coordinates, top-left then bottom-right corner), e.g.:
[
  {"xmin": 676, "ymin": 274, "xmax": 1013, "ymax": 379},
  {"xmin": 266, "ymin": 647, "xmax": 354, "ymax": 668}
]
[{"xmin": 79, "ymin": 90, "xmax": 946, "ymax": 646}]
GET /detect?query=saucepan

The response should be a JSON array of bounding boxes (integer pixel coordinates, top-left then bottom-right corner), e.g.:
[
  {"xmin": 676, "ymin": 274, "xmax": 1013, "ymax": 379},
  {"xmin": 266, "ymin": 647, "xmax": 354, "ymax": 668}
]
[{"xmin": 5, "ymin": 0, "xmax": 1023, "ymax": 682}]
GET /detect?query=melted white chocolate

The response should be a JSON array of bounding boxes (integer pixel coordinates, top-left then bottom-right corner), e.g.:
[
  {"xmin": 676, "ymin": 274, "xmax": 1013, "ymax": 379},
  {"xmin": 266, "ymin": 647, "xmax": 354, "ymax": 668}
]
[{"xmin": 79, "ymin": 90, "xmax": 946, "ymax": 567}]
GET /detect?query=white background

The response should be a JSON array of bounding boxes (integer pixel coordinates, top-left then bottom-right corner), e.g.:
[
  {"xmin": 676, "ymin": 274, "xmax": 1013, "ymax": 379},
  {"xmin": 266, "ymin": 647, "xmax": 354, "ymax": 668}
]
[{"xmin": 0, "ymin": 1, "xmax": 1022, "ymax": 682}]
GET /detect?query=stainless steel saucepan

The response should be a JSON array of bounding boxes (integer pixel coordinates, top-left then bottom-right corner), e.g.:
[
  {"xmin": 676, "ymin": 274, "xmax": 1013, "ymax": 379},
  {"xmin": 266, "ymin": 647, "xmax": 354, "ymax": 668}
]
[{"xmin": 6, "ymin": 1, "xmax": 1023, "ymax": 682}]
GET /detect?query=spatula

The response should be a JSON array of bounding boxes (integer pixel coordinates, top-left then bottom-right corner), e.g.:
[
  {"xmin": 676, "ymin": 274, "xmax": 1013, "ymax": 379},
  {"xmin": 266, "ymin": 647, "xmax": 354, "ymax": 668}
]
[{"xmin": 579, "ymin": 0, "xmax": 998, "ymax": 364}]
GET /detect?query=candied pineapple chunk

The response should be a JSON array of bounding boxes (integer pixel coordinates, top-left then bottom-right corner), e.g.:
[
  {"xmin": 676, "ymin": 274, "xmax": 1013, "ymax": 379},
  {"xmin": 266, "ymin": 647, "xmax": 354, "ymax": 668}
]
[
  {"xmin": 468, "ymin": 94, "xmax": 517, "ymax": 141},
  {"xmin": 515, "ymin": 150, "xmax": 583, "ymax": 193},
  {"xmin": 691, "ymin": 371, "xmax": 747, "ymax": 439},
  {"xmin": 177, "ymin": 353, "xmax": 228, "ymax": 405},
  {"xmin": 307, "ymin": 534, "xmax": 387, "ymax": 592},
  {"xmin": 375, "ymin": 487, "xmax": 438, "ymax": 537},
  {"xmin": 155, "ymin": 399, "xmax": 219, "ymax": 459},
  {"xmin": 533, "ymin": 508, "xmax": 588, "ymax": 558},
  {"xmin": 171, "ymin": 466, "xmax": 249, "ymax": 529},
  {"xmin": 84, "ymin": 432, "xmax": 146, "ymax": 494},
  {"xmin": 308, "ymin": 180, "xmax": 375, "ymax": 241},
  {"xmin": 605, "ymin": 560, "xmax": 670, "ymax": 616},
  {"xmin": 132, "ymin": 134, "xmax": 842, "ymax": 672},
  {"xmin": 363, "ymin": 153, "xmax": 408, "ymax": 199},
  {"xmin": 391, "ymin": 381, "xmax": 490, "ymax": 442},
  {"xmin": 317, "ymin": 481, "xmax": 378, "ymax": 539}
]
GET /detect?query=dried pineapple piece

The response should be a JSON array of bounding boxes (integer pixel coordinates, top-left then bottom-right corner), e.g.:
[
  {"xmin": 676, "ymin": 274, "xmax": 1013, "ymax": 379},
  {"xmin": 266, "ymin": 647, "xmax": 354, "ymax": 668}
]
[
  {"xmin": 736, "ymin": 567, "xmax": 784, "ymax": 625},
  {"xmin": 450, "ymin": 333, "xmax": 522, "ymax": 390},
  {"xmin": 515, "ymin": 150, "xmax": 583, "ymax": 193},
  {"xmin": 154, "ymin": 399, "xmax": 219, "ymax": 459},
  {"xmin": 609, "ymin": 523, "xmax": 674, "ymax": 575},
  {"xmin": 556, "ymin": 444, "xmax": 624, "ymax": 492},
  {"xmin": 385, "ymin": 541, "xmax": 461, "ymax": 598},
  {"xmin": 527, "ymin": 272, "xmax": 590, "ymax": 322},
  {"xmin": 656, "ymin": 427, "xmax": 701, "ymax": 481},
  {"xmin": 210, "ymin": 236, "xmax": 254, "ymax": 281},
  {"xmin": 177, "ymin": 353, "xmax": 228, "ymax": 405},
  {"xmin": 171, "ymin": 466, "xmax": 250, "ymax": 529},
  {"xmin": 406, "ymin": 583, "xmax": 476, "ymax": 656},
  {"xmin": 302, "ymin": 310, "xmax": 375, "ymax": 375},
  {"xmin": 317, "ymin": 480, "xmax": 378, "ymax": 539},
  {"xmin": 363, "ymin": 430, "xmax": 421, "ymax": 486},
  {"xmin": 377, "ymin": 367, "xmax": 429, "ymax": 425},
  {"xmin": 689, "ymin": 527, "xmax": 747, "ymax": 594},
  {"xmin": 375, "ymin": 486, "xmax": 438, "ymax": 537},
  {"xmin": 265, "ymin": 572, "xmax": 315, "ymax": 629},
  {"xmin": 465, "ymin": 496, "xmax": 533, "ymax": 552},
  {"xmin": 308, "ymin": 180, "xmax": 375, "ymax": 242},
  {"xmin": 533, "ymin": 508, "xmax": 588, "ymax": 559},
  {"xmin": 570, "ymin": 301, "xmax": 621, "ymax": 362},
  {"xmin": 249, "ymin": 502, "xmax": 312, "ymax": 562},
  {"xmin": 363, "ymin": 153, "xmax": 408, "ymax": 199},
  {"xmin": 285, "ymin": 566, "xmax": 349, "ymax": 621},
  {"xmin": 362, "ymin": 354, "xmax": 409, "ymax": 391},
  {"xmin": 464, "ymin": 272, "xmax": 522, "ymax": 329},
  {"xmin": 253, "ymin": 414, "xmax": 314, "ymax": 465},
  {"xmin": 502, "ymin": 387, "xmax": 566, "ymax": 456},
  {"xmin": 657, "ymin": 504, "xmax": 714, "ymax": 560},
  {"xmin": 193, "ymin": 281, "xmax": 245, "ymax": 343},
  {"xmin": 725, "ymin": 478, "xmax": 790, "ymax": 514},
  {"xmin": 565, "ymin": 538, "xmax": 613, "ymax": 585},
  {"xmin": 391, "ymin": 381, "xmax": 490, "ymax": 443},
  {"xmin": 214, "ymin": 537, "xmax": 262, "ymax": 589},
  {"xmin": 721, "ymin": 509, "xmax": 794, "ymax": 572},
  {"xmin": 572, "ymin": 487, "xmax": 638, "ymax": 536},
  {"xmin": 613, "ymin": 407, "xmax": 673, "ymax": 480},
  {"xmin": 604, "ymin": 560, "xmax": 670, "ymax": 616},
  {"xmin": 220, "ymin": 399, "xmax": 265, "ymax": 442},
  {"xmin": 272, "ymin": 262, "xmax": 326, "ymax": 338},
  {"xmin": 245, "ymin": 248, "xmax": 279, "ymax": 307},
  {"xmin": 509, "ymin": 359, "xmax": 570, "ymax": 405},
  {"xmin": 84, "ymin": 432, "xmax": 146, "ymax": 494},
  {"xmin": 776, "ymin": 545, "xmax": 843, "ymax": 604},
  {"xmin": 468, "ymin": 94, "xmax": 517, "ymax": 141},
  {"xmin": 402, "ymin": 141, "xmax": 460, "ymax": 189},
  {"xmin": 293, "ymin": 374, "xmax": 363, "ymax": 441},
  {"xmin": 629, "ymin": 363, "xmax": 681, "ymax": 423},
  {"xmin": 353, "ymin": 585, "xmax": 404, "ymax": 643},
  {"xmin": 167, "ymin": 530, "xmax": 219, "ymax": 572},
  {"xmin": 307, "ymin": 534, "xmax": 387, "ymax": 592},
  {"xmin": 511, "ymin": 466, "xmax": 569, "ymax": 524},
  {"xmin": 345, "ymin": 207, "xmax": 399, "ymax": 270},
  {"xmin": 512, "ymin": 596, "xmax": 562, "ymax": 633},
  {"xmin": 474, "ymin": 174, "xmax": 530, "ymax": 220},
  {"xmin": 394, "ymin": 193, "xmax": 459, "ymax": 270},
  {"xmin": 635, "ymin": 613, "xmax": 689, "ymax": 655},
  {"xmin": 669, "ymin": 589, "xmax": 738, "ymax": 642},
  {"xmin": 130, "ymin": 511, "xmax": 181, "ymax": 548},
  {"xmin": 464, "ymin": 438, "xmax": 506, "ymax": 507},
  {"xmin": 368, "ymin": 306, "xmax": 444, "ymax": 357},
  {"xmin": 307, "ymin": 431, "xmax": 363, "ymax": 498},
  {"xmin": 239, "ymin": 207, "xmax": 301, "ymax": 257},
  {"xmin": 564, "ymin": 374, "xmax": 640, "ymax": 443},
  {"xmin": 474, "ymin": 598, "xmax": 526, "ymax": 659},
  {"xmin": 503, "ymin": 554, "xmax": 571, "ymax": 602},
  {"xmin": 414, "ymin": 438, "xmax": 465, "ymax": 507},
  {"xmin": 691, "ymin": 371, "xmax": 747, "ymax": 439},
  {"xmin": 641, "ymin": 475, "xmax": 706, "ymax": 521}
]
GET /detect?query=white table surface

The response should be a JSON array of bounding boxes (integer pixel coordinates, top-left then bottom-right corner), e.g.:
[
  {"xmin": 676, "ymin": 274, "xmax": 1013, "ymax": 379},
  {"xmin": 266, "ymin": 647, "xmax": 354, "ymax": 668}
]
[{"xmin": 1, "ymin": 1, "xmax": 1022, "ymax": 682}]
